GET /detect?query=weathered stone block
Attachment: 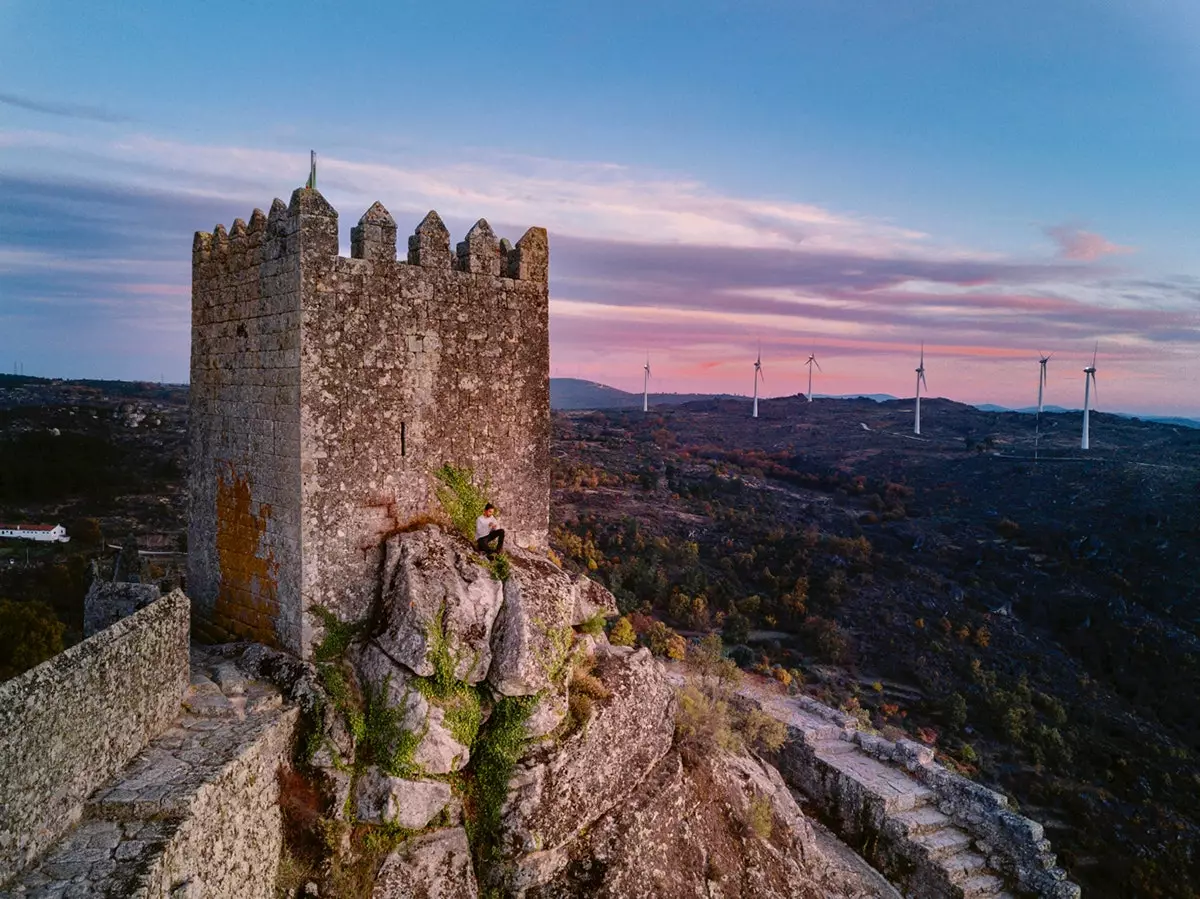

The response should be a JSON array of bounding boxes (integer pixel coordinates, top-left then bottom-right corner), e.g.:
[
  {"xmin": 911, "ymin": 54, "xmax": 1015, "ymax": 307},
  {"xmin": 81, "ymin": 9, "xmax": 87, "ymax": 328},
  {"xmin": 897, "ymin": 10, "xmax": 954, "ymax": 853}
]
[
  {"xmin": 355, "ymin": 769, "xmax": 451, "ymax": 829},
  {"xmin": 372, "ymin": 827, "xmax": 478, "ymax": 899},
  {"xmin": 488, "ymin": 550, "xmax": 579, "ymax": 697},
  {"xmin": 375, "ymin": 528, "xmax": 502, "ymax": 684}
]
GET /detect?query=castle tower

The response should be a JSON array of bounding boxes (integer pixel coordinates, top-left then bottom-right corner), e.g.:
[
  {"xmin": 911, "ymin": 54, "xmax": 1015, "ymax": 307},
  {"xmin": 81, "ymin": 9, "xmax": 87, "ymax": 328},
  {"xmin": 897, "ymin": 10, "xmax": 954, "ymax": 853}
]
[{"xmin": 188, "ymin": 187, "xmax": 550, "ymax": 657}]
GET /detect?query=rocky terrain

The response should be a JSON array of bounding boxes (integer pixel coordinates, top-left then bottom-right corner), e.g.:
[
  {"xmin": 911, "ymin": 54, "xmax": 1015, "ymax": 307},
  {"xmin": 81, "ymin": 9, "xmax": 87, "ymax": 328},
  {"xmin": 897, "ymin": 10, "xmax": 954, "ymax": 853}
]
[
  {"xmin": 235, "ymin": 524, "xmax": 878, "ymax": 898},
  {"xmin": 550, "ymin": 394, "xmax": 1200, "ymax": 898},
  {"xmin": 3, "ymin": 375, "xmax": 1196, "ymax": 896}
]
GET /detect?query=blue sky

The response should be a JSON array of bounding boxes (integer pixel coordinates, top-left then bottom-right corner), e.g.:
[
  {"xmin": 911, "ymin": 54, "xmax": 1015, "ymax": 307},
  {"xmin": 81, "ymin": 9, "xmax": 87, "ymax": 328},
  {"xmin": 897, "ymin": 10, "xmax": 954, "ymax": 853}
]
[{"xmin": 1, "ymin": 0, "xmax": 1198, "ymax": 414}]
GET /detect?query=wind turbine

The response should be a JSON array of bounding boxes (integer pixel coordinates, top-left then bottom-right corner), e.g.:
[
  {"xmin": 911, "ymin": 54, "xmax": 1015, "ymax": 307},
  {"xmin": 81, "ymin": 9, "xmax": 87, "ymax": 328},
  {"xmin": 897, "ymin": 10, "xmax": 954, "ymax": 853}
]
[
  {"xmin": 1037, "ymin": 352, "xmax": 1052, "ymax": 416},
  {"xmin": 1081, "ymin": 344, "xmax": 1098, "ymax": 450},
  {"xmin": 752, "ymin": 345, "xmax": 765, "ymax": 418},
  {"xmin": 804, "ymin": 351, "xmax": 822, "ymax": 402},
  {"xmin": 642, "ymin": 354, "xmax": 651, "ymax": 413},
  {"xmin": 914, "ymin": 343, "xmax": 928, "ymax": 435}
]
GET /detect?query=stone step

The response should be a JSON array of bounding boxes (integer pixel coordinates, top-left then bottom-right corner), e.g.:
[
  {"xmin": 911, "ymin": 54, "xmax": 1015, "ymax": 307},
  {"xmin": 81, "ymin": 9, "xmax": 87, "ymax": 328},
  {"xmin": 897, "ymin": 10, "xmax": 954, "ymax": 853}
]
[
  {"xmin": 910, "ymin": 825, "xmax": 973, "ymax": 860},
  {"xmin": 812, "ymin": 738, "xmax": 857, "ymax": 756},
  {"xmin": 938, "ymin": 849, "xmax": 989, "ymax": 882},
  {"xmin": 890, "ymin": 804, "xmax": 953, "ymax": 837},
  {"xmin": 820, "ymin": 750, "xmax": 937, "ymax": 813},
  {"xmin": 959, "ymin": 872, "xmax": 1008, "ymax": 898}
]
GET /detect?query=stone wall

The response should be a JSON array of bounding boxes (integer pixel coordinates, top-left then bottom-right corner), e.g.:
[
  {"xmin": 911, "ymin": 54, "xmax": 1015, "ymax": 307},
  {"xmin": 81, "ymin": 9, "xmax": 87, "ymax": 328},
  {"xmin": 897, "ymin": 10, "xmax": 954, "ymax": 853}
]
[
  {"xmin": 0, "ymin": 590, "xmax": 189, "ymax": 885},
  {"xmin": 189, "ymin": 201, "xmax": 303, "ymax": 650},
  {"xmin": 190, "ymin": 188, "xmax": 550, "ymax": 657},
  {"xmin": 133, "ymin": 705, "xmax": 298, "ymax": 899}
]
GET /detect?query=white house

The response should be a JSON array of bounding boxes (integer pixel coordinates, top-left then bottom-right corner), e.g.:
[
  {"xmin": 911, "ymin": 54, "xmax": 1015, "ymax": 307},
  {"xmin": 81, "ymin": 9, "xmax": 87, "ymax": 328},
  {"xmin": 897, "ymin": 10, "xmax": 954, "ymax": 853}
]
[{"xmin": 0, "ymin": 524, "xmax": 70, "ymax": 543}]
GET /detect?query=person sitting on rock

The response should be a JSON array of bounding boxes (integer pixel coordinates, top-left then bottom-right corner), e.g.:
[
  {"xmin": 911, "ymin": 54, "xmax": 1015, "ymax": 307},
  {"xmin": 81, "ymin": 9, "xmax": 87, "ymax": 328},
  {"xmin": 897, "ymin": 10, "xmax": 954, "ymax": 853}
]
[{"xmin": 475, "ymin": 503, "xmax": 505, "ymax": 556}]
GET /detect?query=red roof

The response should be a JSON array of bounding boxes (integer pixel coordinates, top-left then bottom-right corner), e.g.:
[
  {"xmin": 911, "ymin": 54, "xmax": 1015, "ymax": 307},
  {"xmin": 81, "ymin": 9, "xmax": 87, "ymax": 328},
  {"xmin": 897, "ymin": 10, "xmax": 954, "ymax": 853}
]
[{"xmin": 0, "ymin": 524, "xmax": 60, "ymax": 531}]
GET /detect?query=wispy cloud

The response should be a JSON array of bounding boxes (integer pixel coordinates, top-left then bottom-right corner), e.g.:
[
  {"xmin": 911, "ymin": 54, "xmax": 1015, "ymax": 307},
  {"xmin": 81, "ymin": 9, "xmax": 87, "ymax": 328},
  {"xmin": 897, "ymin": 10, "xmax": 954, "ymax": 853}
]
[
  {"xmin": 0, "ymin": 92, "xmax": 133, "ymax": 124},
  {"xmin": 0, "ymin": 127, "xmax": 1197, "ymax": 413},
  {"xmin": 1045, "ymin": 223, "xmax": 1135, "ymax": 261}
]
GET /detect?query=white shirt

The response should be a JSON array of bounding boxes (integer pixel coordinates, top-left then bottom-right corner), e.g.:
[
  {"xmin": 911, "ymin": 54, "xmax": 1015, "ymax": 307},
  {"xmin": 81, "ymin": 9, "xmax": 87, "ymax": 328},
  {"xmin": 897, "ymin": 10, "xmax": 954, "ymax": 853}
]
[{"xmin": 476, "ymin": 514, "xmax": 497, "ymax": 539}]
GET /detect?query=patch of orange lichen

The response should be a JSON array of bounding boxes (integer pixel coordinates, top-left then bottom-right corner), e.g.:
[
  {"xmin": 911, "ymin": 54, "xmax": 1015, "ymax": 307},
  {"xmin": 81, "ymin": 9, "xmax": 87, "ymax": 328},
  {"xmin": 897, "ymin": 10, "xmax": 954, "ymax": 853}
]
[{"xmin": 213, "ymin": 463, "xmax": 280, "ymax": 645}]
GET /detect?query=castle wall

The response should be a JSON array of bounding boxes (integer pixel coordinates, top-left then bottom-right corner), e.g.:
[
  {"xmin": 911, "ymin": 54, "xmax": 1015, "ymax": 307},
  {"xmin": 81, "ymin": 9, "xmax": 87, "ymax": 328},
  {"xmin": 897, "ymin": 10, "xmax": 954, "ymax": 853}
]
[
  {"xmin": 190, "ymin": 188, "xmax": 550, "ymax": 657},
  {"xmin": 0, "ymin": 590, "xmax": 189, "ymax": 884},
  {"xmin": 296, "ymin": 196, "xmax": 550, "ymax": 627},
  {"xmin": 188, "ymin": 201, "xmax": 304, "ymax": 651}
]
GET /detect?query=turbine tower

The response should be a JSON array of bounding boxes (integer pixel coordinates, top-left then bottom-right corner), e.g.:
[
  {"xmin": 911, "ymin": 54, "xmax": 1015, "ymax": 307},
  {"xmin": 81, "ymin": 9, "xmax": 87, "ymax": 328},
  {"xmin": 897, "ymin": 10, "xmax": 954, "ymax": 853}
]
[
  {"xmin": 1081, "ymin": 345, "xmax": 1098, "ymax": 450},
  {"xmin": 914, "ymin": 343, "xmax": 928, "ymax": 435},
  {"xmin": 805, "ymin": 351, "xmax": 822, "ymax": 403},
  {"xmin": 642, "ymin": 354, "xmax": 651, "ymax": 413},
  {"xmin": 752, "ymin": 346, "xmax": 764, "ymax": 418},
  {"xmin": 1037, "ymin": 352, "xmax": 1052, "ymax": 415}
]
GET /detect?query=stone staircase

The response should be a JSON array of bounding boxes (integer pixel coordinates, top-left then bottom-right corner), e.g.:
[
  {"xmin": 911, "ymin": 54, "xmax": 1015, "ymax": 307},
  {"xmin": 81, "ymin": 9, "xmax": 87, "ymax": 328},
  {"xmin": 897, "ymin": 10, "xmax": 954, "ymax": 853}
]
[
  {"xmin": 1, "ymin": 650, "xmax": 297, "ymax": 899},
  {"xmin": 741, "ymin": 684, "xmax": 1080, "ymax": 899},
  {"xmin": 802, "ymin": 724, "xmax": 1012, "ymax": 899}
]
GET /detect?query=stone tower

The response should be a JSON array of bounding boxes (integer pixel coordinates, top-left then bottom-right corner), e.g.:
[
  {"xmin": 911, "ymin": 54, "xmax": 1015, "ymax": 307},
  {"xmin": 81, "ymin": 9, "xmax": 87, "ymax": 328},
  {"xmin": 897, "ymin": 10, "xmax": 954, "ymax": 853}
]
[{"xmin": 188, "ymin": 187, "xmax": 550, "ymax": 657}]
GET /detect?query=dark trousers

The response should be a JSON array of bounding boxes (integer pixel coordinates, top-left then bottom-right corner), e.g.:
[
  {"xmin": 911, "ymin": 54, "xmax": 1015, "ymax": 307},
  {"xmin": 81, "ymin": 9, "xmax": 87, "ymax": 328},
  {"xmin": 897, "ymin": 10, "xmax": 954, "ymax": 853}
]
[{"xmin": 477, "ymin": 529, "xmax": 505, "ymax": 554}]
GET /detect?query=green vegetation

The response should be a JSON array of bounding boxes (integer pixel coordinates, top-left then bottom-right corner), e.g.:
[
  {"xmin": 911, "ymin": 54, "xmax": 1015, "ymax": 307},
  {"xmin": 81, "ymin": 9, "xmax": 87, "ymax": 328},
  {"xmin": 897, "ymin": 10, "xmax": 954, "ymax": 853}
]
[
  {"xmin": 0, "ymin": 598, "xmax": 65, "ymax": 679},
  {"xmin": 579, "ymin": 611, "xmax": 607, "ymax": 636},
  {"xmin": 608, "ymin": 615, "xmax": 636, "ymax": 646},
  {"xmin": 747, "ymin": 793, "xmax": 774, "ymax": 840},
  {"xmin": 462, "ymin": 693, "xmax": 538, "ymax": 864},
  {"xmin": 359, "ymin": 676, "xmax": 422, "ymax": 778},
  {"xmin": 433, "ymin": 463, "xmax": 489, "ymax": 542},
  {"xmin": 485, "ymin": 551, "xmax": 511, "ymax": 582}
]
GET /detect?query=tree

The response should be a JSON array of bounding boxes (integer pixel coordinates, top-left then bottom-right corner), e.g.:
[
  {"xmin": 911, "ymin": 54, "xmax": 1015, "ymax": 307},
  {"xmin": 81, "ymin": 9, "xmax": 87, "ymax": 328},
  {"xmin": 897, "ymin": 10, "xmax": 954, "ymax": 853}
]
[
  {"xmin": 0, "ymin": 599, "xmax": 65, "ymax": 680},
  {"xmin": 609, "ymin": 616, "xmax": 636, "ymax": 647},
  {"xmin": 722, "ymin": 611, "xmax": 751, "ymax": 646}
]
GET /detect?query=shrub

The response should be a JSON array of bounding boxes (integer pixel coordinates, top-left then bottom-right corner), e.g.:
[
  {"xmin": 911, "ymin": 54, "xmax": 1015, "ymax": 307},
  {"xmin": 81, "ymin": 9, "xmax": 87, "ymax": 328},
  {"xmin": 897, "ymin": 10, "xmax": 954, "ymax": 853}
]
[
  {"xmin": 675, "ymin": 683, "xmax": 740, "ymax": 761},
  {"xmin": 485, "ymin": 551, "xmax": 511, "ymax": 582},
  {"xmin": 665, "ymin": 633, "xmax": 687, "ymax": 660},
  {"xmin": 641, "ymin": 619, "xmax": 685, "ymax": 659},
  {"xmin": 944, "ymin": 692, "xmax": 968, "ymax": 731},
  {"xmin": 747, "ymin": 793, "xmax": 773, "ymax": 840},
  {"xmin": 686, "ymin": 633, "xmax": 742, "ymax": 689},
  {"xmin": 609, "ymin": 616, "xmax": 636, "ymax": 647},
  {"xmin": 433, "ymin": 463, "xmax": 489, "ymax": 541},
  {"xmin": 579, "ymin": 611, "xmax": 606, "ymax": 636},
  {"xmin": 739, "ymin": 707, "xmax": 788, "ymax": 754},
  {"xmin": 722, "ymin": 611, "xmax": 751, "ymax": 645},
  {"xmin": 463, "ymin": 694, "xmax": 537, "ymax": 857}
]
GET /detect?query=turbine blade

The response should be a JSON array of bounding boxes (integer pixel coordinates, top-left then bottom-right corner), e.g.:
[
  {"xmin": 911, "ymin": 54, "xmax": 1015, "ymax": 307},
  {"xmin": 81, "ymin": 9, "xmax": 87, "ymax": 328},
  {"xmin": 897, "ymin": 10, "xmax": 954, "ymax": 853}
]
[
  {"xmin": 1092, "ymin": 342, "xmax": 1098, "ymax": 368},
  {"xmin": 814, "ymin": 358, "xmax": 823, "ymax": 372}
]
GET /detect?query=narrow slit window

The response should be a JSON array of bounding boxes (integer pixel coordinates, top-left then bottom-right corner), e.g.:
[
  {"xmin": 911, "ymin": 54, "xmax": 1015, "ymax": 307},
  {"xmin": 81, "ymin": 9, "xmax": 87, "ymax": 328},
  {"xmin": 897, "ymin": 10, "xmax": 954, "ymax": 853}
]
[{"xmin": 401, "ymin": 422, "xmax": 406, "ymax": 457}]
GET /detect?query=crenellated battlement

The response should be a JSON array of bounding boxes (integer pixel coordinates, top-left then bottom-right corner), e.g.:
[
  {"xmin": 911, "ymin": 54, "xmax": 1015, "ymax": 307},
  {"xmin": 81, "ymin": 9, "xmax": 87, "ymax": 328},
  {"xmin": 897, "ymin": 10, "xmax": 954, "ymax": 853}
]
[
  {"xmin": 193, "ymin": 189, "xmax": 549, "ymax": 283},
  {"xmin": 189, "ymin": 185, "xmax": 551, "ymax": 659}
]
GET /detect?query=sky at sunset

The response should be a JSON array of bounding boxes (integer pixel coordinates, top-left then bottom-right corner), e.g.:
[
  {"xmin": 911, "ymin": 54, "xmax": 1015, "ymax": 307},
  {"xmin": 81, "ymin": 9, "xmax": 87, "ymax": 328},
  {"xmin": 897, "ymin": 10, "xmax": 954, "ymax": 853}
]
[{"xmin": 1, "ymin": 0, "xmax": 1198, "ymax": 415}]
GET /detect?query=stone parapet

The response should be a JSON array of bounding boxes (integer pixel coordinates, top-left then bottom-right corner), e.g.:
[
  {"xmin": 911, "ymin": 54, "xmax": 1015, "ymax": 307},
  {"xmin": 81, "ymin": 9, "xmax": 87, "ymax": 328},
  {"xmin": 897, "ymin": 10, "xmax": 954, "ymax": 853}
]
[{"xmin": 0, "ymin": 591, "xmax": 190, "ymax": 885}]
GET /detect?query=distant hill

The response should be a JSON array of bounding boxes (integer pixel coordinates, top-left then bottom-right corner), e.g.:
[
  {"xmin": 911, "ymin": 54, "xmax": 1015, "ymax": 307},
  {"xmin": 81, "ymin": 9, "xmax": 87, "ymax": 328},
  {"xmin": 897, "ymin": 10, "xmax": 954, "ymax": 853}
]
[
  {"xmin": 550, "ymin": 378, "xmax": 736, "ymax": 410},
  {"xmin": 971, "ymin": 400, "xmax": 1200, "ymax": 429}
]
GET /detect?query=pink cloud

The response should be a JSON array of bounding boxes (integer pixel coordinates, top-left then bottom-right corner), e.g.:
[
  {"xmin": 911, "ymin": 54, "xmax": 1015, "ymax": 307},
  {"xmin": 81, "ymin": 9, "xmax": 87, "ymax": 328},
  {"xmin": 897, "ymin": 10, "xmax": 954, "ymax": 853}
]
[{"xmin": 1045, "ymin": 224, "xmax": 1135, "ymax": 261}]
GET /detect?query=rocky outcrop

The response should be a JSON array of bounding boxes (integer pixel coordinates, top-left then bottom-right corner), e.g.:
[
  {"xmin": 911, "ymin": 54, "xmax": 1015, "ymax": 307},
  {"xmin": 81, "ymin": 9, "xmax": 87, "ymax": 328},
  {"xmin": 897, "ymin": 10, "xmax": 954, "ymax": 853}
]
[
  {"xmin": 571, "ymin": 574, "xmax": 619, "ymax": 626},
  {"xmin": 372, "ymin": 827, "xmax": 479, "ymax": 899},
  {"xmin": 489, "ymin": 550, "xmax": 579, "ymax": 697},
  {"xmin": 376, "ymin": 527, "xmax": 503, "ymax": 683},
  {"xmin": 353, "ymin": 641, "xmax": 470, "ymax": 774},
  {"xmin": 523, "ymin": 750, "xmax": 855, "ymax": 899},
  {"xmin": 500, "ymin": 644, "xmax": 676, "ymax": 880},
  {"xmin": 221, "ymin": 526, "xmax": 872, "ymax": 899}
]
